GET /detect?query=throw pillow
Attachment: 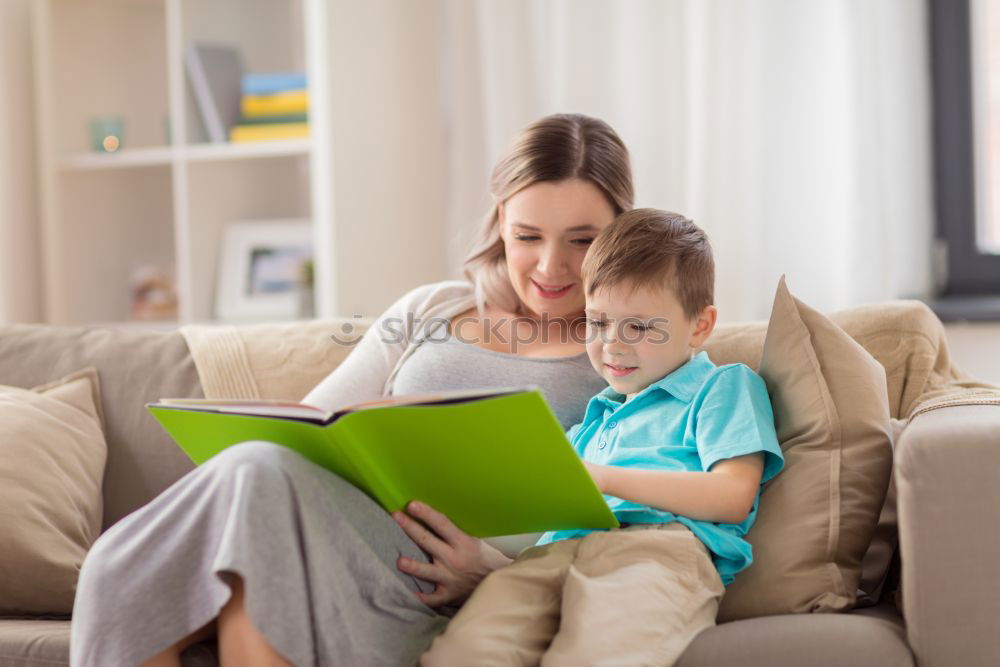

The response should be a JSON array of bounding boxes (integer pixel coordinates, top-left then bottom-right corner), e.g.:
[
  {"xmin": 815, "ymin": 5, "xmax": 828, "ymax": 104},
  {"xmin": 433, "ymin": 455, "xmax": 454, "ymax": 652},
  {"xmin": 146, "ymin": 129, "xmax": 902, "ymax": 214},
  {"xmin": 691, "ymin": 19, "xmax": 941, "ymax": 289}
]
[
  {"xmin": 854, "ymin": 417, "xmax": 907, "ymax": 607},
  {"xmin": 0, "ymin": 367, "xmax": 108, "ymax": 615},
  {"xmin": 717, "ymin": 276, "xmax": 893, "ymax": 621}
]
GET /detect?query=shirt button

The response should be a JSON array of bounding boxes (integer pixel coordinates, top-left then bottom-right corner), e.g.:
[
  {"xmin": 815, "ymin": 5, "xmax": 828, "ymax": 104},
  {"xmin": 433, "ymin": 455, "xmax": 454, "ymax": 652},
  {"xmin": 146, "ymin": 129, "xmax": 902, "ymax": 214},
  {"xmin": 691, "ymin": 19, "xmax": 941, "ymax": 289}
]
[
  {"xmin": 608, "ymin": 421, "xmax": 617, "ymax": 429},
  {"xmin": 599, "ymin": 439, "xmax": 608, "ymax": 449}
]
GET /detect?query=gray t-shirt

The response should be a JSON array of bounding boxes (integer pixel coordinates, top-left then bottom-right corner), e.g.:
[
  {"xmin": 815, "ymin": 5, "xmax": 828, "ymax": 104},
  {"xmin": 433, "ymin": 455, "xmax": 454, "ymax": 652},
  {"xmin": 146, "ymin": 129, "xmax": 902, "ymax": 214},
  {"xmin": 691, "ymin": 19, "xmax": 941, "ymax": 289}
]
[{"xmin": 392, "ymin": 333, "xmax": 606, "ymax": 431}]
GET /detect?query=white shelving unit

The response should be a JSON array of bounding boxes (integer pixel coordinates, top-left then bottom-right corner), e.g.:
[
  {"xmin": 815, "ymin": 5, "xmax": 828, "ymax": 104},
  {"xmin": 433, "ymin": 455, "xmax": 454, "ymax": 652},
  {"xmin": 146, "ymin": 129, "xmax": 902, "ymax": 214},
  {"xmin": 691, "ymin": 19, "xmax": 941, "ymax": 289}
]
[{"xmin": 32, "ymin": 0, "xmax": 335, "ymax": 325}]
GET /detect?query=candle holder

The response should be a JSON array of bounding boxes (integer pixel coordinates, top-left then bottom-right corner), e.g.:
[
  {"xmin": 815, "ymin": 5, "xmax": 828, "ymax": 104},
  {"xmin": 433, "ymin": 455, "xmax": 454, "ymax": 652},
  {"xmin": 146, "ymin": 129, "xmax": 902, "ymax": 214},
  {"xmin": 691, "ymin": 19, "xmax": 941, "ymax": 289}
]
[{"xmin": 88, "ymin": 116, "xmax": 125, "ymax": 153}]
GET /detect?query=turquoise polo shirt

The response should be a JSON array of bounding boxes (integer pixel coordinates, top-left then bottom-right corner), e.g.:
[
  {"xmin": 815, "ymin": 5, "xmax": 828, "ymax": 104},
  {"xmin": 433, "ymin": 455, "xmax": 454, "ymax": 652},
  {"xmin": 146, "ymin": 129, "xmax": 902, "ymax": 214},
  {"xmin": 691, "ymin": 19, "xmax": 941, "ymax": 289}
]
[{"xmin": 536, "ymin": 351, "xmax": 784, "ymax": 586}]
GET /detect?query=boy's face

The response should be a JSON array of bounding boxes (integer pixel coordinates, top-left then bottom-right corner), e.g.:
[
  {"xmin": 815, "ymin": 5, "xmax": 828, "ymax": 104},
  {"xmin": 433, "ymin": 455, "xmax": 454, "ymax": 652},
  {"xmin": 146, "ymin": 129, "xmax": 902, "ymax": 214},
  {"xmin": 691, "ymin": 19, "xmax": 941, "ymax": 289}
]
[{"xmin": 584, "ymin": 282, "xmax": 717, "ymax": 401}]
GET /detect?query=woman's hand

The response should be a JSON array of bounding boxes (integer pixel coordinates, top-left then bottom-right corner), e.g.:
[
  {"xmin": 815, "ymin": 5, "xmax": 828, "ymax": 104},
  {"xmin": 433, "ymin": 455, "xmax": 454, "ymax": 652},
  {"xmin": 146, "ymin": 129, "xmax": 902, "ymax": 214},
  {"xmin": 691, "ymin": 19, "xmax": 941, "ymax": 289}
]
[{"xmin": 393, "ymin": 501, "xmax": 512, "ymax": 608}]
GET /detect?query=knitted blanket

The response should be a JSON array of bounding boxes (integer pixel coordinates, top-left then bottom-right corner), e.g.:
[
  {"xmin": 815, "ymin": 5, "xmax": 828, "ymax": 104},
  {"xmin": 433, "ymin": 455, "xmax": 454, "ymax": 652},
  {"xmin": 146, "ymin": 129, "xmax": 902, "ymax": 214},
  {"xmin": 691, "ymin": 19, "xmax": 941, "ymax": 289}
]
[{"xmin": 180, "ymin": 317, "xmax": 371, "ymax": 401}]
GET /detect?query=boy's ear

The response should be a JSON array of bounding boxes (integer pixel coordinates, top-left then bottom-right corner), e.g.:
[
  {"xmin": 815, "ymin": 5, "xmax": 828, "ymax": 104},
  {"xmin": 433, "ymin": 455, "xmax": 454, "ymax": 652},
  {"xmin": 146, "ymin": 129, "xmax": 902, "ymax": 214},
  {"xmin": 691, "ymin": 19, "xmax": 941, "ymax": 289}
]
[{"xmin": 689, "ymin": 305, "xmax": 717, "ymax": 348}]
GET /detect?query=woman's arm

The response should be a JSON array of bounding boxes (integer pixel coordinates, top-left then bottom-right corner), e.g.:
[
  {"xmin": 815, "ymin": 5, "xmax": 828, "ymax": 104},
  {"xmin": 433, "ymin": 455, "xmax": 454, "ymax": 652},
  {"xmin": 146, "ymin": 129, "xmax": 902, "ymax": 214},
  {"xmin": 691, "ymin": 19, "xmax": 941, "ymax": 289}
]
[{"xmin": 585, "ymin": 453, "xmax": 765, "ymax": 524}]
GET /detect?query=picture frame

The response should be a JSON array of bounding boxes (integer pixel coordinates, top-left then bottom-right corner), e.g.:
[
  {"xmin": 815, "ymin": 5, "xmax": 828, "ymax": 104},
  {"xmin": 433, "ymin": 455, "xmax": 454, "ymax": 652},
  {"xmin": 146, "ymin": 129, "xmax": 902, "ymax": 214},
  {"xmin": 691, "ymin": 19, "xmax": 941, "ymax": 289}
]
[{"xmin": 214, "ymin": 219, "xmax": 313, "ymax": 321}]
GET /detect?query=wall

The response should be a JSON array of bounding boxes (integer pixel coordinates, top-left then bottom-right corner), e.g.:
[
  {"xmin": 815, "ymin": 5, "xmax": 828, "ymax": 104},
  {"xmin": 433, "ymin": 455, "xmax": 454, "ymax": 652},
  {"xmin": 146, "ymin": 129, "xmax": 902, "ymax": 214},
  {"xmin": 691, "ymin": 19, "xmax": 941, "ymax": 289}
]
[
  {"xmin": 0, "ymin": 0, "xmax": 42, "ymax": 323},
  {"xmin": 325, "ymin": 0, "xmax": 451, "ymax": 319},
  {"xmin": 944, "ymin": 324, "xmax": 1000, "ymax": 384}
]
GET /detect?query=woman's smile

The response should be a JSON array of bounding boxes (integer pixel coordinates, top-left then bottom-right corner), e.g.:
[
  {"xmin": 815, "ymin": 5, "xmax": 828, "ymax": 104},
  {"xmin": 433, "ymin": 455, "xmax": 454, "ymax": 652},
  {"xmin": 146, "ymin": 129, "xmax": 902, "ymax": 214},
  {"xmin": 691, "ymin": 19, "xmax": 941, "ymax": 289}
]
[{"xmin": 530, "ymin": 278, "xmax": 574, "ymax": 299}]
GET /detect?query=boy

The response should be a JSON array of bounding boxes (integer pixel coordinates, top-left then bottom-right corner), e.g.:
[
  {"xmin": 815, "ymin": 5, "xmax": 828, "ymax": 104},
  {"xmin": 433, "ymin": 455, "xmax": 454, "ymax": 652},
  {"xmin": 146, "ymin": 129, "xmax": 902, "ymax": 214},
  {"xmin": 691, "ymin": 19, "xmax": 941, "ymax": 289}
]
[{"xmin": 421, "ymin": 209, "xmax": 785, "ymax": 667}]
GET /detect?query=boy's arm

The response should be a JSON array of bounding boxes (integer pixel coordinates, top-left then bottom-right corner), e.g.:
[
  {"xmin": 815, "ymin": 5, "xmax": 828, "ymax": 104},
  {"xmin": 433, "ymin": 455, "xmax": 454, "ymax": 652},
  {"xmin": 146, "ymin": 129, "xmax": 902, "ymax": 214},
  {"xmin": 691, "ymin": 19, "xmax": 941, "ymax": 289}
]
[{"xmin": 586, "ymin": 453, "xmax": 765, "ymax": 524}]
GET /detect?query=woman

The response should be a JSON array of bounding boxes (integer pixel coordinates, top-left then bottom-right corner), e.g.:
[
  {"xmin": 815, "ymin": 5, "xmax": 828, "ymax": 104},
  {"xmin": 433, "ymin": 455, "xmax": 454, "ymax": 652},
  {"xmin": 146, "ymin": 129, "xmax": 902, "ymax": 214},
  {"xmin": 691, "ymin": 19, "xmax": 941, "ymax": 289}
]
[{"xmin": 71, "ymin": 113, "xmax": 635, "ymax": 667}]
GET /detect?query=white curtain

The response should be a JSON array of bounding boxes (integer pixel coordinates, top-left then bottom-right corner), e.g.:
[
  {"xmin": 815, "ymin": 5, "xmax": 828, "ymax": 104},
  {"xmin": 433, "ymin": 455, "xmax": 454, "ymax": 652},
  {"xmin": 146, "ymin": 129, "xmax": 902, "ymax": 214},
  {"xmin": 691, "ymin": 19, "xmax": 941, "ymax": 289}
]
[
  {"xmin": 0, "ymin": 0, "xmax": 42, "ymax": 324},
  {"xmin": 440, "ymin": 0, "xmax": 935, "ymax": 323}
]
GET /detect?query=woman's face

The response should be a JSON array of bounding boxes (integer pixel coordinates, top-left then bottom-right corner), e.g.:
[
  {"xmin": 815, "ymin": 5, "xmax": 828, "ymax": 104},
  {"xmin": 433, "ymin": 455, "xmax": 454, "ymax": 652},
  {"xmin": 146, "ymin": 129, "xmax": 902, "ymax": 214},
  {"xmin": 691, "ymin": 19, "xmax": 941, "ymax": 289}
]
[{"xmin": 499, "ymin": 179, "xmax": 617, "ymax": 319}]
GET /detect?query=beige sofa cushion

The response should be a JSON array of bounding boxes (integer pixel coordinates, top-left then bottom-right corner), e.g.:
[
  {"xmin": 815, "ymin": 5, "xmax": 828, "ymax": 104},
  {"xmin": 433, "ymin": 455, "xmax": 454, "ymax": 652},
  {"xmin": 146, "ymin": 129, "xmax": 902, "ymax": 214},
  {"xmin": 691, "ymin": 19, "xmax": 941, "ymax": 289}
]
[
  {"xmin": 716, "ymin": 277, "xmax": 892, "ymax": 620},
  {"xmin": 0, "ymin": 368, "xmax": 107, "ymax": 615},
  {"xmin": 678, "ymin": 603, "xmax": 911, "ymax": 666},
  {"xmin": 0, "ymin": 619, "xmax": 71, "ymax": 666},
  {"xmin": 0, "ymin": 324, "xmax": 204, "ymax": 530}
]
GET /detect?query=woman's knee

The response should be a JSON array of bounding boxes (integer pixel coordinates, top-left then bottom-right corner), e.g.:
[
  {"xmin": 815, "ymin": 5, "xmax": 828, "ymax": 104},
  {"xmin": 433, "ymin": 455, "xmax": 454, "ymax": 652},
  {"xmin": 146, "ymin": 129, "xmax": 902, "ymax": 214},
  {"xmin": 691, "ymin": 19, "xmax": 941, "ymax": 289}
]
[
  {"xmin": 75, "ymin": 528, "xmax": 132, "ymax": 615},
  {"xmin": 204, "ymin": 441, "xmax": 302, "ymax": 475}
]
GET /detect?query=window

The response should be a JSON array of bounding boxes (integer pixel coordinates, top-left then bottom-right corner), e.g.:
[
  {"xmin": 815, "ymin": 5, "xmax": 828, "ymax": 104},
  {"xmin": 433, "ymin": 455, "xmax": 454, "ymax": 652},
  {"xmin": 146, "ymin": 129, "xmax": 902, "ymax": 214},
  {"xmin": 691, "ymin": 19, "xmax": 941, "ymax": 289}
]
[{"xmin": 931, "ymin": 0, "xmax": 1000, "ymax": 296}]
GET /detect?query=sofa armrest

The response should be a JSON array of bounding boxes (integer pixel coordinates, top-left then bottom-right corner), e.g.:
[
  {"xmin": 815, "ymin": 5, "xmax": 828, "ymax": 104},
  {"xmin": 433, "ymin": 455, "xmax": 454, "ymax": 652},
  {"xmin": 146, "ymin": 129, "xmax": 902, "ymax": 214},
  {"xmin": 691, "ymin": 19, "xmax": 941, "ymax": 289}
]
[{"xmin": 896, "ymin": 400, "xmax": 1000, "ymax": 667}]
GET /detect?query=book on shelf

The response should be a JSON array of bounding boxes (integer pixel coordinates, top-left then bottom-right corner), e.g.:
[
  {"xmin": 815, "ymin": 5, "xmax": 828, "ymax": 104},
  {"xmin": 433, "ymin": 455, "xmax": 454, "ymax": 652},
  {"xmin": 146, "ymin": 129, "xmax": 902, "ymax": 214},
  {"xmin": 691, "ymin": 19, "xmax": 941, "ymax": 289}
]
[
  {"xmin": 185, "ymin": 43, "xmax": 244, "ymax": 143},
  {"xmin": 229, "ymin": 122, "xmax": 310, "ymax": 143},
  {"xmin": 146, "ymin": 387, "xmax": 619, "ymax": 538},
  {"xmin": 239, "ymin": 113, "xmax": 308, "ymax": 125},
  {"xmin": 242, "ymin": 72, "xmax": 308, "ymax": 96},
  {"xmin": 241, "ymin": 90, "xmax": 309, "ymax": 118}
]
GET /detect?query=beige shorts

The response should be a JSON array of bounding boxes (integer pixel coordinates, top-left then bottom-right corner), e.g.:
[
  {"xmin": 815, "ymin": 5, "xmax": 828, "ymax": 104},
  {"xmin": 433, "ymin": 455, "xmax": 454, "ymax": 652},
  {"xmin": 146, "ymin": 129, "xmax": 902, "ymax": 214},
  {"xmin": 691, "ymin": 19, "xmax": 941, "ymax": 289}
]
[{"xmin": 421, "ymin": 522, "xmax": 725, "ymax": 667}]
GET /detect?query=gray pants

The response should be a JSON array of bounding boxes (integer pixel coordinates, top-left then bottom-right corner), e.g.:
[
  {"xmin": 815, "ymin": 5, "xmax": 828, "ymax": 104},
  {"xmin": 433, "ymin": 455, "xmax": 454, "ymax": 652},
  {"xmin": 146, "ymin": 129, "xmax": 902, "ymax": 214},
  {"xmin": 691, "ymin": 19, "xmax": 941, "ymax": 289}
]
[{"xmin": 71, "ymin": 441, "xmax": 451, "ymax": 667}]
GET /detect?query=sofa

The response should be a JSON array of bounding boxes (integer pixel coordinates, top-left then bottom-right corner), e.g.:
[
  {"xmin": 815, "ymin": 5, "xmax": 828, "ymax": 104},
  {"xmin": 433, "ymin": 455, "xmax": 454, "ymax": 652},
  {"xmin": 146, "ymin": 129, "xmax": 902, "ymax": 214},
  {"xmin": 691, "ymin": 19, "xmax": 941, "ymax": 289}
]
[{"xmin": 1, "ymin": 300, "xmax": 998, "ymax": 667}]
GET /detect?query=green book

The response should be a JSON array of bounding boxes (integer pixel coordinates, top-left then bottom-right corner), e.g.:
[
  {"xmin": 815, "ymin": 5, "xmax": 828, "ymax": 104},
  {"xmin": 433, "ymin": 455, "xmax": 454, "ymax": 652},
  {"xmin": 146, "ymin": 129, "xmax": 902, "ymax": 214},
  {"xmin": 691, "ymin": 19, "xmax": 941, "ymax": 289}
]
[{"xmin": 146, "ymin": 387, "xmax": 619, "ymax": 538}]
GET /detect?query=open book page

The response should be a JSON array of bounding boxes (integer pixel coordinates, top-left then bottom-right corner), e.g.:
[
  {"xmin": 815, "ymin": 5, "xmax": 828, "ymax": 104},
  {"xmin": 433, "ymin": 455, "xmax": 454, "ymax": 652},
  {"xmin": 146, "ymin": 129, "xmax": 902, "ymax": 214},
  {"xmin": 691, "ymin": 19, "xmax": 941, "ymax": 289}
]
[
  {"xmin": 153, "ymin": 386, "xmax": 534, "ymax": 423},
  {"xmin": 336, "ymin": 386, "xmax": 530, "ymax": 412},
  {"xmin": 156, "ymin": 398, "xmax": 331, "ymax": 420}
]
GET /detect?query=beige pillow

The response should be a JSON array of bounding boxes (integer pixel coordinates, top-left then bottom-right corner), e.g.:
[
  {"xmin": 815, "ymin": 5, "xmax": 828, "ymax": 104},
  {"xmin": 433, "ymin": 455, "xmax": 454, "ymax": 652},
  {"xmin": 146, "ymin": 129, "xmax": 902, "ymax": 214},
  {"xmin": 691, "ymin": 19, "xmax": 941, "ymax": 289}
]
[
  {"xmin": 717, "ymin": 277, "xmax": 893, "ymax": 621},
  {"xmin": 854, "ymin": 416, "xmax": 907, "ymax": 607},
  {"xmin": 0, "ymin": 367, "xmax": 107, "ymax": 615}
]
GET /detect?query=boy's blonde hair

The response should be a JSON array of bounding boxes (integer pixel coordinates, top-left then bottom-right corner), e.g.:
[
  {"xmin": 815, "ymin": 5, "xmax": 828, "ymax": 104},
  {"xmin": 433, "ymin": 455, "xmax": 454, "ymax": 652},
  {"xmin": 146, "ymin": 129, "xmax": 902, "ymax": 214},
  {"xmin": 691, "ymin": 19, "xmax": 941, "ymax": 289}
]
[
  {"xmin": 583, "ymin": 208, "xmax": 714, "ymax": 320},
  {"xmin": 462, "ymin": 113, "xmax": 634, "ymax": 315}
]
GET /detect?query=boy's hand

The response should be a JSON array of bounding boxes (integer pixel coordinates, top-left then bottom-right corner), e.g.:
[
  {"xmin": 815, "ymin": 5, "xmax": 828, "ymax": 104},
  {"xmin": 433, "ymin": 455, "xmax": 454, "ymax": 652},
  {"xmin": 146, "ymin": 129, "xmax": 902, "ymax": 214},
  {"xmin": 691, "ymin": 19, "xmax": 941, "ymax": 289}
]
[
  {"xmin": 584, "ymin": 461, "xmax": 610, "ymax": 493},
  {"xmin": 392, "ymin": 500, "xmax": 512, "ymax": 608}
]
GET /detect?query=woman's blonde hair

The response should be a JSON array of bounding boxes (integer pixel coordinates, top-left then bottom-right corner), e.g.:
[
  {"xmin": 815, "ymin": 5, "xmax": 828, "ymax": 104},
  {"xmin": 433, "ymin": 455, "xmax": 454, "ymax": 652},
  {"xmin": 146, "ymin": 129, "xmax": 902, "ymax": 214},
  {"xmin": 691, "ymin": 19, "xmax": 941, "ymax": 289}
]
[{"xmin": 462, "ymin": 113, "xmax": 634, "ymax": 315}]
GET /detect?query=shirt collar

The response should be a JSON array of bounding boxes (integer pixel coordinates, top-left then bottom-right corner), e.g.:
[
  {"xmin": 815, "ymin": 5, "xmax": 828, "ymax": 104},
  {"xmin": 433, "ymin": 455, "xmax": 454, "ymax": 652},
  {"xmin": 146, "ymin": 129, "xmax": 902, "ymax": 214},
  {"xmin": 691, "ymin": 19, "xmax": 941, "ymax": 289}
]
[{"xmin": 593, "ymin": 351, "xmax": 717, "ymax": 408}]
